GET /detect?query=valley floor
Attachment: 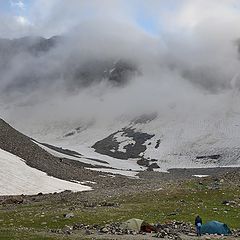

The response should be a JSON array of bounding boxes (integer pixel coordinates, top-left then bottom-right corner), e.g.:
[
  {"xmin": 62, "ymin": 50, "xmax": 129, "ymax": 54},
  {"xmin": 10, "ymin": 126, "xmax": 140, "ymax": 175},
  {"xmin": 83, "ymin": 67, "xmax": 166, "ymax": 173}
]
[{"xmin": 0, "ymin": 168, "xmax": 239, "ymax": 240}]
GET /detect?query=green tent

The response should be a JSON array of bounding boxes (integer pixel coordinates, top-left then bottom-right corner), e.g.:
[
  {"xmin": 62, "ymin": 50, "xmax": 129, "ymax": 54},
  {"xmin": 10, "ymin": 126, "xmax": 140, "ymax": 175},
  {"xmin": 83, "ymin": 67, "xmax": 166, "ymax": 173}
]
[
  {"xmin": 201, "ymin": 221, "xmax": 231, "ymax": 235},
  {"xmin": 121, "ymin": 218, "xmax": 144, "ymax": 232}
]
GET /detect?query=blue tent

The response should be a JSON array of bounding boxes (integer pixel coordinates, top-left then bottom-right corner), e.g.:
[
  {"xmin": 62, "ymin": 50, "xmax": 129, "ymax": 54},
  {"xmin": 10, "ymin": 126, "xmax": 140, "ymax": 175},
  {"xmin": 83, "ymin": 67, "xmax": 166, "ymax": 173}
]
[{"xmin": 201, "ymin": 221, "xmax": 231, "ymax": 235}]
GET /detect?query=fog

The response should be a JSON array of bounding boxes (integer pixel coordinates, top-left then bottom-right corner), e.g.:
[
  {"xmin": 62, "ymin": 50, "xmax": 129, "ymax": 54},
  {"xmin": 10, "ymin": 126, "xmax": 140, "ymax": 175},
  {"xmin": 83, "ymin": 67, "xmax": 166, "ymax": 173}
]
[{"xmin": 1, "ymin": 0, "xmax": 240, "ymax": 133}]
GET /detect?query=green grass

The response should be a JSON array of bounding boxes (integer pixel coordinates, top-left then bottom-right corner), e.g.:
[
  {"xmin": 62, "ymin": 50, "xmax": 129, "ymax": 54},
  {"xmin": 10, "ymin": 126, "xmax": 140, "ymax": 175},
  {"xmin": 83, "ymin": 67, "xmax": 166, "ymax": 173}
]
[
  {"xmin": 0, "ymin": 180, "xmax": 239, "ymax": 239},
  {"xmin": 0, "ymin": 229, "xmax": 57, "ymax": 240}
]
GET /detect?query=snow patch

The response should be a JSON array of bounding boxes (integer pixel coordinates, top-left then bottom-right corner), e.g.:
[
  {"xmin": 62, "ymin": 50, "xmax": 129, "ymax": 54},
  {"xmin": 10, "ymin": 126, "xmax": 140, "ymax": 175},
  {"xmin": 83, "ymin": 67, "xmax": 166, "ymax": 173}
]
[
  {"xmin": 0, "ymin": 149, "xmax": 92, "ymax": 196},
  {"xmin": 193, "ymin": 175, "xmax": 209, "ymax": 178},
  {"xmin": 114, "ymin": 131, "xmax": 135, "ymax": 153},
  {"xmin": 87, "ymin": 168, "xmax": 139, "ymax": 178}
]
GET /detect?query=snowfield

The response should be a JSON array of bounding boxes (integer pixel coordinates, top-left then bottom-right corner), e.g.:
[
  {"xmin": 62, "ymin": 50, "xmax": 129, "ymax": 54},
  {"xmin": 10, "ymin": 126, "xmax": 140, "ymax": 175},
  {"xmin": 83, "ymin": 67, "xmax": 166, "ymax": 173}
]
[
  {"xmin": 5, "ymin": 93, "xmax": 240, "ymax": 177},
  {"xmin": 15, "ymin": 109, "xmax": 238, "ymax": 179},
  {"xmin": 34, "ymin": 141, "xmax": 144, "ymax": 177},
  {"xmin": 30, "ymin": 113, "xmax": 240, "ymax": 175},
  {"xmin": 0, "ymin": 148, "xmax": 92, "ymax": 196}
]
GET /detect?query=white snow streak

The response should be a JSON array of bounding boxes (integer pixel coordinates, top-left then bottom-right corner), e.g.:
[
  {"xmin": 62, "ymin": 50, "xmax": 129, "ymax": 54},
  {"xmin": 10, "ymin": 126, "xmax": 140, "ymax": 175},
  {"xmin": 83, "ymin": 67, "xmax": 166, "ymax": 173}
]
[{"xmin": 0, "ymin": 149, "xmax": 92, "ymax": 196}]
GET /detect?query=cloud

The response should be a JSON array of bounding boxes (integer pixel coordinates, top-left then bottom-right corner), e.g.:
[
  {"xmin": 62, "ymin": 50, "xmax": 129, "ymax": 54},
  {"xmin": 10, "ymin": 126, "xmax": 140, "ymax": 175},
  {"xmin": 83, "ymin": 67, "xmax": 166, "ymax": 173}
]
[
  {"xmin": 0, "ymin": 14, "xmax": 32, "ymax": 38},
  {"xmin": 15, "ymin": 16, "xmax": 31, "ymax": 26},
  {"xmin": 10, "ymin": 0, "xmax": 25, "ymax": 10},
  {"xmin": 1, "ymin": 0, "xmax": 240, "ymax": 131}
]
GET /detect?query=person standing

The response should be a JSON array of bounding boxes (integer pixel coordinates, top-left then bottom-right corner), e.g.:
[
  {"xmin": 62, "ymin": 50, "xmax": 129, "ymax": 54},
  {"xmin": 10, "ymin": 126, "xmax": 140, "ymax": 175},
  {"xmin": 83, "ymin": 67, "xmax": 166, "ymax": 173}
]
[{"xmin": 195, "ymin": 215, "xmax": 202, "ymax": 236}]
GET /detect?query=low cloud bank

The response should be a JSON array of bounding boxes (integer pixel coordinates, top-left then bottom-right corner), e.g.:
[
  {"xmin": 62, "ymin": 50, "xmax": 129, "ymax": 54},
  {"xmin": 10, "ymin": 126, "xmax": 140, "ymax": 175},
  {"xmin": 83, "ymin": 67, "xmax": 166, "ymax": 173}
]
[{"xmin": 1, "ymin": 0, "xmax": 240, "ymax": 131}]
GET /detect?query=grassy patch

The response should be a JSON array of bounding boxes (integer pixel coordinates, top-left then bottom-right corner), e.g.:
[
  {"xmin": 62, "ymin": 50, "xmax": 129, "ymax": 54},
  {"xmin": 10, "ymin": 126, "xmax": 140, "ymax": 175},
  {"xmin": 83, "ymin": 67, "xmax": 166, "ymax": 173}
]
[
  {"xmin": 0, "ymin": 229, "xmax": 57, "ymax": 240},
  {"xmin": 0, "ymin": 180, "xmax": 239, "ymax": 239}
]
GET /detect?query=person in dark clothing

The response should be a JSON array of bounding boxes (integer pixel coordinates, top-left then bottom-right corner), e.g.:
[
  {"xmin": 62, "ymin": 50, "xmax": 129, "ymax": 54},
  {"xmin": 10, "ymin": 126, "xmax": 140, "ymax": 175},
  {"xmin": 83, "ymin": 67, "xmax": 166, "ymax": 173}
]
[{"xmin": 195, "ymin": 215, "xmax": 203, "ymax": 236}]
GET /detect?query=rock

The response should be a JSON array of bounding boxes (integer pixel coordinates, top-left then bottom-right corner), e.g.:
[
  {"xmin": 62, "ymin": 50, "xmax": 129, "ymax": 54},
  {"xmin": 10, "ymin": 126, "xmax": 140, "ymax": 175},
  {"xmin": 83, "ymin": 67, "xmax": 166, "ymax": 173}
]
[
  {"xmin": 137, "ymin": 158, "xmax": 150, "ymax": 167},
  {"xmin": 101, "ymin": 227, "xmax": 109, "ymax": 233},
  {"xmin": 64, "ymin": 212, "xmax": 74, "ymax": 219},
  {"xmin": 73, "ymin": 223, "xmax": 84, "ymax": 230},
  {"xmin": 2, "ymin": 197, "xmax": 23, "ymax": 204},
  {"xmin": 168, "ymin": 212, "xmax": 177, "ymax": 216},
  {"xmin": 149, "ymin": 163, "xmax": 160, "ymax": 169},
  {"xmin": 62, "ymin": 225, "xmax": 73, "ymax": 234},
  {"xmin": 222, "ymin": 200, "xmax": 229, "ymax": 205},
  {"xmin": 100, "ymin": 201, "xmax": 116, "ymax": 207},
  {"xmin": 85, "ymin": 229, "xmax": 92, "ymax": 235}
]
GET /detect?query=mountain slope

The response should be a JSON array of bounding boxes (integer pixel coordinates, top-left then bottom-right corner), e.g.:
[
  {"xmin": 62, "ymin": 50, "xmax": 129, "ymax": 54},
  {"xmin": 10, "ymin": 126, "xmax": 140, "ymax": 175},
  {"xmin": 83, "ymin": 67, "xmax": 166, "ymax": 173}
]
[
  {"xmin": 29, "ymin": 110, "xmax": 240, "ymax": 173},
  {"xmin": 0, "ymin": 119, "xmax": 134, "ymax": 191},
  {"xmin": 0, "ymin": 118, "xmax": 63, "ymax": 173}
]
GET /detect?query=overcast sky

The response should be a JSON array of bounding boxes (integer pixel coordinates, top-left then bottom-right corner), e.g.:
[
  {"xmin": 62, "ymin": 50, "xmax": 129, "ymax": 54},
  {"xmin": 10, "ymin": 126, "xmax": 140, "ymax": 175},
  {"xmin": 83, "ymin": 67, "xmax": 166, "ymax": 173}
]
[
  {"xmin": 1, "ymin": 0, "xmax": 240, "ymax": 38},
  {"xmin": 2, "ymin": 0, "xmax": 240, "ymax": 132}
]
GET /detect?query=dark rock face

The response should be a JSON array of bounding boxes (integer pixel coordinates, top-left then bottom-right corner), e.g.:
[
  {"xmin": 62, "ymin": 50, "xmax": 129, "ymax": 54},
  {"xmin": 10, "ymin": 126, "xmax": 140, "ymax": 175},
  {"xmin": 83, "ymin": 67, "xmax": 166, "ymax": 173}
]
[
  {"xmin": 137, "ymin": 158, "xmax": 150, "ymax": 167},
  {"xmin": 196, "ymin": 154, "xmax": 221, "ymax": 160},
  {"xmin": 92, "ymin": 127, "xmax": 155, "ymax": 160},
  {"xmin": 107, "ymin": 60, "xmax": 138, "ymax": 86},
  {"xmin": 148, "ymin": 162, "xmax": 160, "ymax": 170},
  {"xmin": 155, "ymin": 139, "xmax": 161, "ymax": 149}
]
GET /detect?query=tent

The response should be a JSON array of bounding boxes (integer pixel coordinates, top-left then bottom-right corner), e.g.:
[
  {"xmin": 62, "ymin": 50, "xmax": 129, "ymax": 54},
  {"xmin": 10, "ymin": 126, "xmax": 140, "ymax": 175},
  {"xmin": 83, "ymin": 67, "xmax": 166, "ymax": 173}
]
[
  {"xmin": 121, "ymin": 218, "xmax": 156, "ymax": 232},
  {"xmin": 201, "ymin": 221, "xmax": 231, "ymax": 235},
  {"xmin": 122, "ymin": 218, "xmax": 144, "ymax": 232}
]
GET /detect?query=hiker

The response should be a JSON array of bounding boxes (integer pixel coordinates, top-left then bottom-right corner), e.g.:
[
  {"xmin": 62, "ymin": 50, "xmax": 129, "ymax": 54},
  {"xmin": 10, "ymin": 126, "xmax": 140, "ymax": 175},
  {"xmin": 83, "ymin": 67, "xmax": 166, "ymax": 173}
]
[{"xmin": 195, "ymin": 215, "xmax": 202, "ymax": 236}]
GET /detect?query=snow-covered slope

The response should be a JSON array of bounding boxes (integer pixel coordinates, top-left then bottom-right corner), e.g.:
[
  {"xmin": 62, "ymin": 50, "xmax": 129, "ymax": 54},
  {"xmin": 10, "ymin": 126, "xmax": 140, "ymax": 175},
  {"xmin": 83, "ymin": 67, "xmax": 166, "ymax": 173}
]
[
  {"xmin": 24, "ymin": 103, "xmax": 240, "ymax": 175},
  {"xmin": 0, "ymin": 148, "xmax": 91, "ymax": 196}
]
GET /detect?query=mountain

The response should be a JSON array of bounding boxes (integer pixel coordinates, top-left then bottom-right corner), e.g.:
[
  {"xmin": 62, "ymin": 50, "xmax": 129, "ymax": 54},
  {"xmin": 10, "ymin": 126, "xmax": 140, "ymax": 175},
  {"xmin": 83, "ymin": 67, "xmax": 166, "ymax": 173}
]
[
  {"xmin": 0, "ymin": 36, "xmax": 60, "ymax": 56},
  {"xmin": 0, "ymin": 36, "xmax": 138, "ymax": 96},
  {"xmin": 0, "ymin": 36, "xmax": 240, "ymax": 181}
]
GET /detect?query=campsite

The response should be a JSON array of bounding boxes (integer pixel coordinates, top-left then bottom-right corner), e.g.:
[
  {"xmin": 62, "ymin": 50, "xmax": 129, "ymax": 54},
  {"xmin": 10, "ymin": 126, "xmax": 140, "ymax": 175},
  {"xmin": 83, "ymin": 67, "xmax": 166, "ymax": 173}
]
[
  {"xmin": 0, "ymin": 171, "xmax": 239, "ymax": 239},
  {"xmin": 1, "ymin": 1, "xmax": 240, "ymax": 239}
]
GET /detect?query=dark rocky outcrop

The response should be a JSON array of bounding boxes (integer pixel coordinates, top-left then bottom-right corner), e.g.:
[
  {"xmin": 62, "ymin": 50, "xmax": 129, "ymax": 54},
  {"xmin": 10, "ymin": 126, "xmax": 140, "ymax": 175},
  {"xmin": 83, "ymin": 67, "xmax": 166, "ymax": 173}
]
[
  {"xmin": 196, "ymin": 154, "xmax": 221, "ymax": 160},
  {"xmin": 92, "ymin": 127, "xmax": 155, "ymax": 161},
  {"xmin": 107, "ymin": 60, "xmax": 138, "ymax": 86}
]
